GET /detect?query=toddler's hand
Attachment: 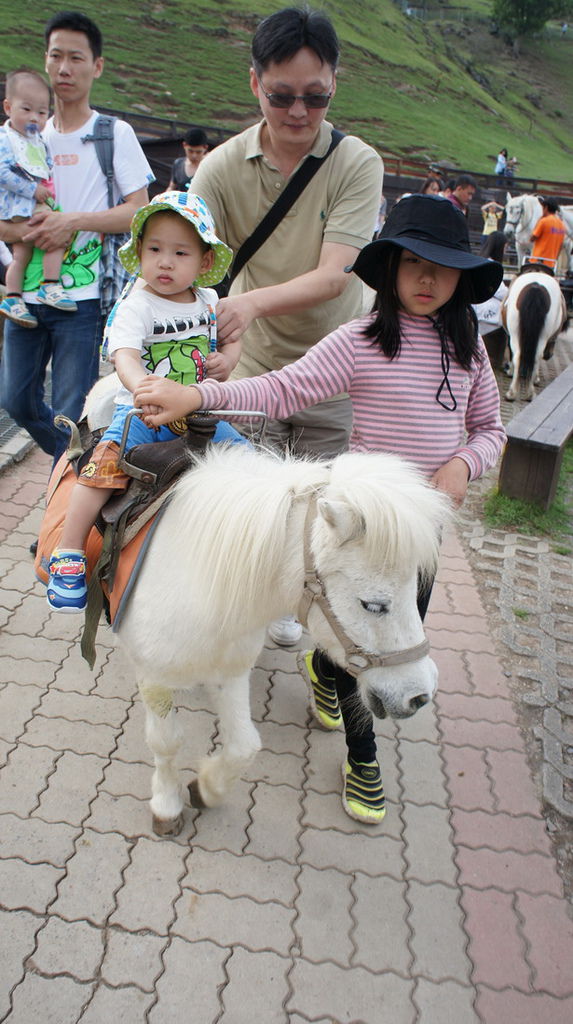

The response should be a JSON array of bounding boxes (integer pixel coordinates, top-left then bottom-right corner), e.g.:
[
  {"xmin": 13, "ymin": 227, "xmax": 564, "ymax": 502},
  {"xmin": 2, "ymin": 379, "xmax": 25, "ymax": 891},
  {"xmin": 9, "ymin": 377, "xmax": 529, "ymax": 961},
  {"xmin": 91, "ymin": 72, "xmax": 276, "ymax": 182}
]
[
  {"xmin": 35, "ymin": 184, "xmax": 52, "ymax": 203},
  {"xmin": 206, "ymin": 350, "xmax": 231, "ymax": 381}
]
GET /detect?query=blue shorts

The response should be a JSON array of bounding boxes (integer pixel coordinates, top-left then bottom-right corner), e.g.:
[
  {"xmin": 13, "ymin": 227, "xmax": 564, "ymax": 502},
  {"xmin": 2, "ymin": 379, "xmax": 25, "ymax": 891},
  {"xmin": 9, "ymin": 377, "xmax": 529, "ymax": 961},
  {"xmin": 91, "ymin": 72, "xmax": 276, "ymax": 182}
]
[{"xmin": 102, "ymin": 404, "xmax": 250, "ymax": 449}]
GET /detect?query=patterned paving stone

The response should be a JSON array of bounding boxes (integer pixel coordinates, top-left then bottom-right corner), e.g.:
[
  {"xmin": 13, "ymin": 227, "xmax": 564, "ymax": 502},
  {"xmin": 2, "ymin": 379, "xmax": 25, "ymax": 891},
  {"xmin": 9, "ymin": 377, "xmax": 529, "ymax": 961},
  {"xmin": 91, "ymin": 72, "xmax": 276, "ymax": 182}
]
[
  {"xmin": 182, "ymin": 846, "xmax": 299, "ymax": 905},
  {"xmin": 0, "ymin": 743, "xmax": 59, "ymax": 816},
  {"xmin": 1, "ymin": 858, "xmax": 63, "ymax": 913},
  {"xmin": 294, "ymin": 863, "xmax": 354, "ymax": 965},
  {"xmin": 402, "ymin": 803, "xmax": 457, "ymax": 885},
  {"xmin": 0, "ymin": 681, "xmax": 46, "ymax": 743},
  {"xmin": 460, "ymin": 888, "xmax": 531, "ymax": 990},
  {"xmin": 6, "ymin": 972, "xmax": 93, "ymax": 1024},
  {"xmin": 33, "ymin": 916, "xmax": 104, "ymax": 981},
  {"xmin": 413, "ymin": 978, "xmax": 479, "ymax": 1023},
  {"xmin": 475, "ymin": 986, "xmax": 573, "ymax": 1024},
  {"xmin": 515, "ymin": 891, "xmax": 573, "ymax": 996},
  {"xmin": 299, "ymin": 825, "xmax": 404, "ymax": 880},
  {"xmin": 36, "ymin": 750, "xmax": 107, "ymax": 826},
  {"xmin": 110, "ymin": 835, "xmax": 186, "ymax": 935},
  {"xmin": 352, "ymin": 874, "xmax": 410, "ymax": 974},
  {"xmin": 172, "ymin": 888, "xmax": 295, "ymax": 954},
  {"xmin": 398, "ymin": 737, "xmax": 449, "ymax": 806},
  {"xmin": 246, "ymin": 780, "xmax": 302, "ymax": 861},
  {"xmin": 78, "ymin": 982, "xmax": 154, "ymax": 1022},
  {"xmin": 221, "ymin": 946, "xmax": 290, "ymax": 1024},
  {"xmin": 408, "ymin": 880, "xmax": 472, "ymax": 984},
  {"xmin": 287, "ymin": 959, "xmax": 415, "ymax": 1024},
  {"xmin": 100, "ymin": 927, "xmax": 167, "ymax": 991},
  {"xmin": 0, "ymin": 812, "xmax": 78, "ymax": 865},
  {"xmin": 52, "ymin": 829, "xmax": 132, "ymax": 925},
  {"xmin": 148, "ymin": 937, "xmax": 227, "ymax": 1023},
  {"xmin": 0, "ymin": 908, "xmax": 41, "ymax": 1020}
]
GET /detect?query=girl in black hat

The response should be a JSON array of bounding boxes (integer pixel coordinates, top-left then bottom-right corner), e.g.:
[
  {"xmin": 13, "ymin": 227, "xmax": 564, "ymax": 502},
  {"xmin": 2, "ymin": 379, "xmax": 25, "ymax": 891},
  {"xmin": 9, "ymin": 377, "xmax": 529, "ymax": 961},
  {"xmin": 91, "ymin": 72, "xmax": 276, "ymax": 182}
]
[{"xmin": 134, "ymin": 195, "xmax": 506, "ymax": 825}]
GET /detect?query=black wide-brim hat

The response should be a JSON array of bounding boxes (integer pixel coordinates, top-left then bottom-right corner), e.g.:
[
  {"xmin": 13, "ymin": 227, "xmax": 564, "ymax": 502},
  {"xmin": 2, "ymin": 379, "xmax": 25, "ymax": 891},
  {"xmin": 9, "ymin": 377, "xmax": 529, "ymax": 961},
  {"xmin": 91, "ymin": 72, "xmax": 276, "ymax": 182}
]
[{"xmin": 350, "ymin": 194, "xmax": 503, "ymax": 304}]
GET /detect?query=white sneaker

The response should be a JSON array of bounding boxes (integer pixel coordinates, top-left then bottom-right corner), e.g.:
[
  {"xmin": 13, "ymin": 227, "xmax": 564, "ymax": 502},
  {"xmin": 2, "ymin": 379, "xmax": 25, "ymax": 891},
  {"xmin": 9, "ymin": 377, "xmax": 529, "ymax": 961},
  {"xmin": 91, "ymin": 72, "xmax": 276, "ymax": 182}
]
[{"xmin": 268, "ymin": 615, "xmax": 303, "ymax": 646}]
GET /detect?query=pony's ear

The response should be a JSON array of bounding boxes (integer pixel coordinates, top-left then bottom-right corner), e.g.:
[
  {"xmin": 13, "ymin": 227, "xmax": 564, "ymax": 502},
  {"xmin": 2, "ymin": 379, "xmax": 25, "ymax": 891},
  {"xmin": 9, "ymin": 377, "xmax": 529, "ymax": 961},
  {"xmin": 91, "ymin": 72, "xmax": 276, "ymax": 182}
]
[
  {"xmin": 506, "ymin": 191, "xmax": 512, "ymax": 203},
  {"xmin": 317, "ymin": 498, "xmax": 365, "ymax": 545}
]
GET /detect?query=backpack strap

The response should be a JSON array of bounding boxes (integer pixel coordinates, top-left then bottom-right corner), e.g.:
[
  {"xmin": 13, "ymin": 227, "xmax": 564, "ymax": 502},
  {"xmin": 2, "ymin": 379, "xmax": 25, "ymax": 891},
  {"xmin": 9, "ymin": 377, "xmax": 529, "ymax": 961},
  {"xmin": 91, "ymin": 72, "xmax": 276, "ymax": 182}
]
[
  {"xmin": 81, "ymin": 115, "xmax": 116, "ymax": 208},
  {"xmin": 229, "ymin": 128, "xmax": 345, "ymax": 284}
]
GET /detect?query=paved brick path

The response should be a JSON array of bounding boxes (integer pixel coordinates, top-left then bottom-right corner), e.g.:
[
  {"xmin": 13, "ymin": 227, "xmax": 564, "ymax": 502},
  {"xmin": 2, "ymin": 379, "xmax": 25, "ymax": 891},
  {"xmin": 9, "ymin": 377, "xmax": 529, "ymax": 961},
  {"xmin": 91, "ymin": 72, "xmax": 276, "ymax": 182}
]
[{"xmin": 1, "ymin": 446, "xmax": 573, "ymax": 1023}]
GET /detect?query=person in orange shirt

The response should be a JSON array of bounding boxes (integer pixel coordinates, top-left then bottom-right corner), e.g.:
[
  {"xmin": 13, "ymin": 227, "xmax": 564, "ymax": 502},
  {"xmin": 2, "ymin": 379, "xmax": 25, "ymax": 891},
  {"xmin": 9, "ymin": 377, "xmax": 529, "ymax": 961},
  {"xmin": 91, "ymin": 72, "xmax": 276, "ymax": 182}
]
[{"xmin": 530, "ymin": 197, "xmax": 566, "ymax": 271}]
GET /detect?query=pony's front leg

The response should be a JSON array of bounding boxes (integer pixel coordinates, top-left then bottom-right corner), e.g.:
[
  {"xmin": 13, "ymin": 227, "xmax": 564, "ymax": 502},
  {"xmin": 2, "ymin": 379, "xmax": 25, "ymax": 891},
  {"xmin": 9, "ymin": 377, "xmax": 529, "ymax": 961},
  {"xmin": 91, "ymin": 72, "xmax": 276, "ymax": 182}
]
[
  {"xmin": 140, "ymin": 684, "xmax": 185, "ymax": 836},
  {"xmin": 189, "ymin": 673, "xmax": 261, "ymax": 809}
]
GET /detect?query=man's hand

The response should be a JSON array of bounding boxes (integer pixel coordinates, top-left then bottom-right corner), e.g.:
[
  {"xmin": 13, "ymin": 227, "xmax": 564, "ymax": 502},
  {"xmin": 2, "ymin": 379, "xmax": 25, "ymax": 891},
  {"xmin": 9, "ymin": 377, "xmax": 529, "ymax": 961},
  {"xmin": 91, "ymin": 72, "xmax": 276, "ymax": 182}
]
[
  {"xmin": 216, "ymin": 293, "xmax": 259, "ymax": 345},
  {"xmin": 430, "ymin": 457, "xmax": 470, "ymax": 508},
  {"xmin": 133, "ymin": 376, "xmax": 202, "ymax": 428},
  {"xmin": 23, "ymin": 208, "xmax": 75, "ymax": 251}
]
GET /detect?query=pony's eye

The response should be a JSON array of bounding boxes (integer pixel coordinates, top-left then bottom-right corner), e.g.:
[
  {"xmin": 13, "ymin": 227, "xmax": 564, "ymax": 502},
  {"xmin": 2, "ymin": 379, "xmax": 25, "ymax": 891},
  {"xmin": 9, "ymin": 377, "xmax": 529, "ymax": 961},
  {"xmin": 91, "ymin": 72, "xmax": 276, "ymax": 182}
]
[{"xmin": 360, "ymin": 599, "xmax": 389, "ymax": 615}]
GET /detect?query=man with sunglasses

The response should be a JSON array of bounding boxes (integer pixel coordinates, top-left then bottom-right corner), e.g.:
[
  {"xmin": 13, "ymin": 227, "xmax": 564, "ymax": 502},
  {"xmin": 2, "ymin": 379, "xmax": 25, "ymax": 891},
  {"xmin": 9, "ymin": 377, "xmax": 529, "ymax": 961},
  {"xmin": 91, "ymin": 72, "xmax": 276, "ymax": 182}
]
[{"xmin": 191, "ymin": 6, "xmax": 383, "ymax": 469}]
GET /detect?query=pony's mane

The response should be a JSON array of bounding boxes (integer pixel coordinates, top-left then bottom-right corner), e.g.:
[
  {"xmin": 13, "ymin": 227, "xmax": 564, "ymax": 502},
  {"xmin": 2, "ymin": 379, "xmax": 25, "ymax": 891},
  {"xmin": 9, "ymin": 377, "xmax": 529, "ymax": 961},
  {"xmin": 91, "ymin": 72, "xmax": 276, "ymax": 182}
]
[
  {"xmin": 165, "ymin": 445, "xmax": 329, "ymax": 629},
  {"xmin": 163, "ymin": 446, "xmax": 449, "ymax": 631},
  {"xmin": 323, "ymin": 452, "xmax": 449, "ymax": 578}
]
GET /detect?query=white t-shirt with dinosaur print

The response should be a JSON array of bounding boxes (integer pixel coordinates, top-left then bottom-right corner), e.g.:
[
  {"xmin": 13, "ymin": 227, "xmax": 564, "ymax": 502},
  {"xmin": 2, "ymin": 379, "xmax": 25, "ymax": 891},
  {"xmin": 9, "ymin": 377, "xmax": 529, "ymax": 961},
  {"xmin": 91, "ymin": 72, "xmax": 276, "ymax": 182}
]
[{"xmin": 106, "ymin": 284, "xmax": 219, "ymax": 407}]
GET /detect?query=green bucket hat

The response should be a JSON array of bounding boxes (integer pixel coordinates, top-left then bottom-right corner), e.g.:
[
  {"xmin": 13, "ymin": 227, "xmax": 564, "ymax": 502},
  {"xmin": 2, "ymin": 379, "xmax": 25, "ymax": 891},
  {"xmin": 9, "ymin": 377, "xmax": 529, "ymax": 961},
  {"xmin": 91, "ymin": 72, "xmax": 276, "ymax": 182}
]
[{"xmin": 118, "ymin": 191, "xmax": 233, "ymax": 287}]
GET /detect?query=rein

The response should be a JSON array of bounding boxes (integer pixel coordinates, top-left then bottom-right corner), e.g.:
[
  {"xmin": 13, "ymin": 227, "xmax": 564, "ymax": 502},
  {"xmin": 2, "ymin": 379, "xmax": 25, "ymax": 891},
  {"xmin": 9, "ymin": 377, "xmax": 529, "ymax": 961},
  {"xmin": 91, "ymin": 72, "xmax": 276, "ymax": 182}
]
[{"xmin": 296, "ymin": 492, "xmax": 430, "ymax": 678}]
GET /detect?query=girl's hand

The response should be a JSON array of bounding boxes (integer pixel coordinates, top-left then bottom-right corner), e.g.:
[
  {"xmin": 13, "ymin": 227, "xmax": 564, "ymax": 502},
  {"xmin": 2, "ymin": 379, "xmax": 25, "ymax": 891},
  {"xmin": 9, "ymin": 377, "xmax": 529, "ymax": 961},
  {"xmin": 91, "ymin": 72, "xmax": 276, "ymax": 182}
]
[
  {"xmin": 430, "ymin": 457, "xmax": 470, "ymax": 508},
  {"xmin": 133, "ymin": 376, "xmax": 202, "ymax": 428}
]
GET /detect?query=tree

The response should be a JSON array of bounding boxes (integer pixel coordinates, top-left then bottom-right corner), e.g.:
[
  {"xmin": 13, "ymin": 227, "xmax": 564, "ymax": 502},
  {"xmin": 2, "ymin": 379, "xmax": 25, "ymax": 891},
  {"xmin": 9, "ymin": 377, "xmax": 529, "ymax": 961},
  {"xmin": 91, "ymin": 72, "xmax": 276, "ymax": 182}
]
[{"xmin": 492, "ymin": 0, "xmax": 562, "ymax": 38}]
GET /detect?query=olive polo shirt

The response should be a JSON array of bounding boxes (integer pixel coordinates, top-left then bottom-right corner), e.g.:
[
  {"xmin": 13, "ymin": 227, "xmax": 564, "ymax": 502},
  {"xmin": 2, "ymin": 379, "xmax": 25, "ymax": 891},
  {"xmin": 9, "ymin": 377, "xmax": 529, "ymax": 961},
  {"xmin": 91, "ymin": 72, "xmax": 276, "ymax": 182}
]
[{"xmin": 191, "ymin": 120, "xmax": 383, "ymax": 376}]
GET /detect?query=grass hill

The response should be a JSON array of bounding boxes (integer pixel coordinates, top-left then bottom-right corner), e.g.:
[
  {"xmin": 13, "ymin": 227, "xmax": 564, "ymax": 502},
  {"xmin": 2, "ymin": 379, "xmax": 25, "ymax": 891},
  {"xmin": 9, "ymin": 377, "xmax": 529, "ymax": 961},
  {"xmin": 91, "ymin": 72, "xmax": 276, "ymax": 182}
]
[{"xmin": 2, "ymin": 0, "xmax": 572, "ymax": 180}]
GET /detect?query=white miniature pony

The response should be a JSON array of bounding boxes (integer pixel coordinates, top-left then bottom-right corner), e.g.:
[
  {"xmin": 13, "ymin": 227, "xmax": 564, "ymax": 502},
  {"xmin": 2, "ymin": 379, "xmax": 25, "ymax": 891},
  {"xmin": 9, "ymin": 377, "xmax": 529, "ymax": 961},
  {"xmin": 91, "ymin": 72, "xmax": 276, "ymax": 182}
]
[
  {"xmin": 504, "ymin": 193, "xmax": 573, "ymax": 269},
  {"xmin": 110, "ymin": 442, "xmax": 450, "ymax": 835},
  {"xmin": 502, "ymin": 266, "xmax": 568, "ymax": 401}
]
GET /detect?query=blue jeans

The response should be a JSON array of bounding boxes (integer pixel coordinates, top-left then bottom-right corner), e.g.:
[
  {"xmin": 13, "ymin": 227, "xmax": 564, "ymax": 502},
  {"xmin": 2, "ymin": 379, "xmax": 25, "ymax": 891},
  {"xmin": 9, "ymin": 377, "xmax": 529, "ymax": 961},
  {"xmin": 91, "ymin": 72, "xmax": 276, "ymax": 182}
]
[{"xmin": 0, "ymin": 300, "xmax": 102, "ymax": 461}]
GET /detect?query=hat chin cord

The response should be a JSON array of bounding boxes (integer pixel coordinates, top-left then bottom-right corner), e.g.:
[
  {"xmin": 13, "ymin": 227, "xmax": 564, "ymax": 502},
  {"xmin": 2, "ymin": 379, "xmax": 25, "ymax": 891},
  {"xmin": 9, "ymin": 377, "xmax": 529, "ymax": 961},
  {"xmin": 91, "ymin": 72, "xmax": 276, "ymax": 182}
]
[{"xmin": 427, "ymin": 316, "xmax": 457, "ymax": 412}]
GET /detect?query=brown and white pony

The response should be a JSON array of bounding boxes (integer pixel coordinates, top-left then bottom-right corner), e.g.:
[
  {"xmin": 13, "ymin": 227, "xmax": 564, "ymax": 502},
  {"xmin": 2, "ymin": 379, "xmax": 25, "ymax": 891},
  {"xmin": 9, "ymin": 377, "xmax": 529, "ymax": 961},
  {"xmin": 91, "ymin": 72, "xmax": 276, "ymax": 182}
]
[{"xmin": 501, "ymin": 265, "xmax": 568, "ymax": 401}]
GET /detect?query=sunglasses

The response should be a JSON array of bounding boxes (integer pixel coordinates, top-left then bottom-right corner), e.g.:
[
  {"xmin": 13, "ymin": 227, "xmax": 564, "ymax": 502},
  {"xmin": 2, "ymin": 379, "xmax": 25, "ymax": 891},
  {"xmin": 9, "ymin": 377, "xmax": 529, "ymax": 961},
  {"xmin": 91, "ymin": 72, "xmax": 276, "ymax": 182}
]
[{"xmin": 258, "ymin": 79, "xmax": 333, "ymax": 109}]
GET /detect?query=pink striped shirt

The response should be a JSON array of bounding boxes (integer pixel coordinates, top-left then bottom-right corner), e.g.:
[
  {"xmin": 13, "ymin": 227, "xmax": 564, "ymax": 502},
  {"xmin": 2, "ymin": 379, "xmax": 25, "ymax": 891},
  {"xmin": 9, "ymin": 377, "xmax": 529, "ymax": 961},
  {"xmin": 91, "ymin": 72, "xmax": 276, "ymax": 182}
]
[{"xmin": 198, "ymin": 313, "xmax": 505, "ymax": 480}]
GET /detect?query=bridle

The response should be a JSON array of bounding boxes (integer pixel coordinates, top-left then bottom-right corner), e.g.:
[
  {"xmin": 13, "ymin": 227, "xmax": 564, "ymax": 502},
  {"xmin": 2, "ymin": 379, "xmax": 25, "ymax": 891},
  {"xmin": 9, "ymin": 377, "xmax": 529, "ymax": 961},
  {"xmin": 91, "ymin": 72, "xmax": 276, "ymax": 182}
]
[
  {"xmin": 504, "ymin": 197, "xmax": 524, "ymax": 237},
  {"xmin": 296, "ymin": 492, "xmax": 430, "ymax": 678}
]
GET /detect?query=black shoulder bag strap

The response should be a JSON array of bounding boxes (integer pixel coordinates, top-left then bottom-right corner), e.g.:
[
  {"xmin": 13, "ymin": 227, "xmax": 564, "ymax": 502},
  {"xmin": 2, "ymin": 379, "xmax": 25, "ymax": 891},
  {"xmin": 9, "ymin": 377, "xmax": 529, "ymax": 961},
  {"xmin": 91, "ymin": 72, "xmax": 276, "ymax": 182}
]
[
  {"xmin": 82, "ymin": 115, "xmax": 116, "ymax": 207},
  {"xmin": 229, "ymin": 128, "xmax": 345, "ymax": 285}
]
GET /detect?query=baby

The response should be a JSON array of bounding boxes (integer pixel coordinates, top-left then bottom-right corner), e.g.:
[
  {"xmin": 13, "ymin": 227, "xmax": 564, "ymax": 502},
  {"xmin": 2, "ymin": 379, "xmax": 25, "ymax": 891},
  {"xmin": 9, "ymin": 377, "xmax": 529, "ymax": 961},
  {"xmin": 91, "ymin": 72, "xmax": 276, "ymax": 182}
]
[{"xmin": 0, "ymin": 68, "xmax": 76, "ymax": 329}]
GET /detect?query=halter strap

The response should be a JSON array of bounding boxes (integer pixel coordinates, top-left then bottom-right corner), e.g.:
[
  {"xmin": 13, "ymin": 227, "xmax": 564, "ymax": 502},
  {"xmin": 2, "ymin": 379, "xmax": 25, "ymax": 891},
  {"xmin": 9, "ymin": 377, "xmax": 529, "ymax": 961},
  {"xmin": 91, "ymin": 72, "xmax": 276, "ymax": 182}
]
[{"xmin": 297, "ymin": 492, "xmax": 430, "ymax": 678}]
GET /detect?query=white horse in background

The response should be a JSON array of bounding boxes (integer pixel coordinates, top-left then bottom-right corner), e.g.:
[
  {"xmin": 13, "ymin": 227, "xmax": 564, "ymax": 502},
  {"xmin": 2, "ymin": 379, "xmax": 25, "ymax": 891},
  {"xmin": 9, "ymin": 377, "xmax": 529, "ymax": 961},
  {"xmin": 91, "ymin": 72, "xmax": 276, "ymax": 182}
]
[
  {"xmin": 501, "ymin": 266, "xmax": 568, "ymax": 401},
  {"xmin": 104, "ymin": 442, "xmax": 450, "ymax": 835},
  {"xmin": 504, "ymin": 193, "xmax": 573, "ymax": 269}
]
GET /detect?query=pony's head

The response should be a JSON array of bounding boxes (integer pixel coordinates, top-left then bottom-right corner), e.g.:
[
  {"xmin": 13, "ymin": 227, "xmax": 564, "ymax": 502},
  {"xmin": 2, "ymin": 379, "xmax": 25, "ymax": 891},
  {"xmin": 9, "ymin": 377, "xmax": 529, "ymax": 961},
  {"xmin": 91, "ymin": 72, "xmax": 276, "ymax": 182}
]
[{"xmin": 308, "ymin": 452, "xmax": 452, "ymax": 719}]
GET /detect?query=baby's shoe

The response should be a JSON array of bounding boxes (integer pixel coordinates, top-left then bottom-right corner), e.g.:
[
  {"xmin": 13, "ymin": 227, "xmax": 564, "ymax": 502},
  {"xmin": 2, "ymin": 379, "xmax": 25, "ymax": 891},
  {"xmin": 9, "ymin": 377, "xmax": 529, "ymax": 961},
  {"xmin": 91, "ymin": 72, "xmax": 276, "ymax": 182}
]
[
  {"xmin": 47, "ymin": 551, "xmax": 87, "ymax": 613},
  {"xmin": 37, "ymin": 283, "xmax": 77, "ymax": 312},
  {"xmin": 0, "ymin": 295, "xmax": 38, "ymax": 328}
]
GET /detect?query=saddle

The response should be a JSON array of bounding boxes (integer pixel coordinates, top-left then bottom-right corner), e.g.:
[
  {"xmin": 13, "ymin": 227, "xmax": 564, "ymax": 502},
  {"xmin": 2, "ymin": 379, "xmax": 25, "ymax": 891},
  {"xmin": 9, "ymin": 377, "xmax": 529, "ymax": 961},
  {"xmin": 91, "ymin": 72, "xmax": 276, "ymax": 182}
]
[{"xmin": 50, "ymin": 412, "xmax": 221, "ymax": 667}]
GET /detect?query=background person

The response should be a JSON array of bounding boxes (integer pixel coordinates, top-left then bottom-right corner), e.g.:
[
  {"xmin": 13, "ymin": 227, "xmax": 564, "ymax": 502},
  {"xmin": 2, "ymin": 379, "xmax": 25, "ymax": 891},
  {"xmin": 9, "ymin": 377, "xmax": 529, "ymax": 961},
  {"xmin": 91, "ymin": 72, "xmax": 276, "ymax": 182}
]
[
  {"xmin": 529, "ymin": 196, "xmax": 566, "ymax": 272},
  {"xmin": 0, "ymin": 10, "xmax": 153, "ymax": 463},
  {"xmin": 191, "ymin": 5, "xmax": 383, "ymax": 646},
  {"xmin": 446, "ymin": 174, "xmax": 476, "ymax": 217},
  {"xmin": 168, "ymin": 127, "xmax": 209, "ymax": 191}
]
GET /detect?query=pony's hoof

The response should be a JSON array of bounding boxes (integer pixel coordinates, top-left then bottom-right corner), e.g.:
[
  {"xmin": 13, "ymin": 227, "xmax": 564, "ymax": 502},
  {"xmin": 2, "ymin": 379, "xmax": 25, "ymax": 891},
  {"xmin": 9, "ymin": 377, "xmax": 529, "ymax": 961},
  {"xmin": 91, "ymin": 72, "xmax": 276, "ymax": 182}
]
[
  {"xmin": 188, "ymin": 778, "xmax": 207, "ymax": 808},
  {"xmin": 505, "ymin": 392, "xmax": 515, "ymax": 402},
  {"xmin": 152, "ymin": 812, "xmax": 184, "ymax": 836}
]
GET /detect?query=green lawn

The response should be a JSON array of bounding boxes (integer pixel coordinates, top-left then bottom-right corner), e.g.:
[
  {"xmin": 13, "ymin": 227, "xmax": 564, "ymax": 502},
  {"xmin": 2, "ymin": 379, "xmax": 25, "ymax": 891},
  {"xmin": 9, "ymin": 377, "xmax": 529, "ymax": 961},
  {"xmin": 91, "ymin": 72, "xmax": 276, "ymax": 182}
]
[{"xmin": 1, "ymin": 0, "xmax": 572, "ymax": 178}]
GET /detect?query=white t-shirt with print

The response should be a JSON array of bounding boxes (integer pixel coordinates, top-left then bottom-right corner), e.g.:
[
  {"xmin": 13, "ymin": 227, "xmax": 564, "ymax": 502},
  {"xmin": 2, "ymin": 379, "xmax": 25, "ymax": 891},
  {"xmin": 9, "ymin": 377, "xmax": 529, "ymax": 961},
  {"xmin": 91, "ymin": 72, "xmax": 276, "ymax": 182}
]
[
  {"xmin": 23, "ymin": 110, "xmax": 154, "ymax": 304},
  {"xmin": 107, "ymin": 284, "xmax": 219, "ymax": 407}
]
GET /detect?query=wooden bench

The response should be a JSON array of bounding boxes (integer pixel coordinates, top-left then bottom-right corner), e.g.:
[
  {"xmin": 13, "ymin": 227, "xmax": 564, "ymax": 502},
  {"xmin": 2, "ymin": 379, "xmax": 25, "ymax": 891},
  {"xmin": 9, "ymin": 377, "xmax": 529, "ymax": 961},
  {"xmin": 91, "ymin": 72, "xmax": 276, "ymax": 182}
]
[{"xmin": 498, "ymin": 364, "xmax": 573, "ymax": 509}]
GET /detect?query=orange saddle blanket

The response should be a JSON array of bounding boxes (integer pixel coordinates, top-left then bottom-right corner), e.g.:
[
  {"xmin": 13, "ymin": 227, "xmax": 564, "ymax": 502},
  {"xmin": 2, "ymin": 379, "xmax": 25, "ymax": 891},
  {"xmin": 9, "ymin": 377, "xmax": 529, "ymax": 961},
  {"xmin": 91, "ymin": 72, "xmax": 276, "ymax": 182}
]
[{"xmin": 35, "ymin": 453, "xmax": 161, "ymax": 627}]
